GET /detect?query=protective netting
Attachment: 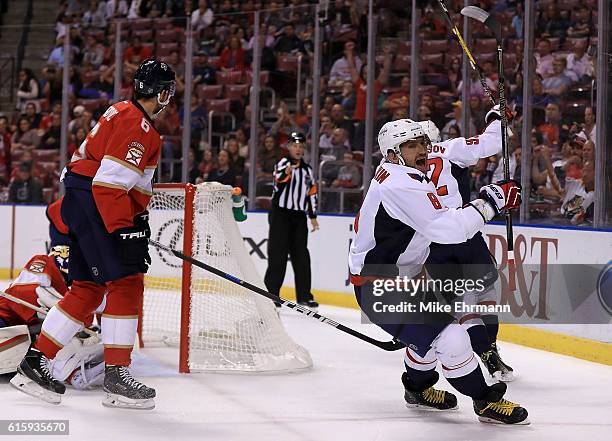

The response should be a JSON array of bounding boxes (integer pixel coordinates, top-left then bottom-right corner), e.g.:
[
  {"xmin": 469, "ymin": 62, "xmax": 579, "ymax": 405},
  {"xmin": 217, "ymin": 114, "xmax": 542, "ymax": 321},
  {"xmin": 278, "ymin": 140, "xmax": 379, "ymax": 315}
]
[{"xmin": 142, "ymin": 183, "xmax": 312, "ymax": 372}]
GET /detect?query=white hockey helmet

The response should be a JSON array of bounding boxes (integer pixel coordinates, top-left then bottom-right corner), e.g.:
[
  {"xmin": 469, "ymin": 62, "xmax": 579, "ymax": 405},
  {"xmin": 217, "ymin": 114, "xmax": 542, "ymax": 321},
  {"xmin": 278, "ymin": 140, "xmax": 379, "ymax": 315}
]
[
  {"xmin": 418, "ymin": 120, "xmax": 441, "ymax": 143},
  {"xmin": 377, "ymin": 119, "xmax": 427, "ymax": 165}
]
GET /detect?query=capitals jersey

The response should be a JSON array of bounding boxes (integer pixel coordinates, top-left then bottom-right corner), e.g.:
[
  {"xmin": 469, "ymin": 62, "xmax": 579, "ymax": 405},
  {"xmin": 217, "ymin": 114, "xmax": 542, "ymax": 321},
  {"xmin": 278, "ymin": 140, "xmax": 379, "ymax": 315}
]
[
  {"xmin": 348, "ymin": 163, "xmax": 485, "ymax": 279},
  {"xmin": 67, "ymin": 100, "xmax": 161, "ymax": 233},
  {"xmin": 0, "ymin": 255, "xmax": 68, "ymax": 327},
  {"xmin": 426, "ymin": 120, "xmax": 502, "ymax": 208}
]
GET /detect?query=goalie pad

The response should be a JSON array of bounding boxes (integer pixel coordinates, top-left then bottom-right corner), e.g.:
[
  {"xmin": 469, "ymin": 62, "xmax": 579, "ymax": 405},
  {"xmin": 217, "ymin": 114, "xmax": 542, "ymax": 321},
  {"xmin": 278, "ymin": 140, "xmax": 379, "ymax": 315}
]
[
  {"xmin": 0, "ymin": 325, "xmax": 31, "ymax": 374},
  {"xmin": 51, "ymin": 331, "xmax": 104, "ymax": 390}
]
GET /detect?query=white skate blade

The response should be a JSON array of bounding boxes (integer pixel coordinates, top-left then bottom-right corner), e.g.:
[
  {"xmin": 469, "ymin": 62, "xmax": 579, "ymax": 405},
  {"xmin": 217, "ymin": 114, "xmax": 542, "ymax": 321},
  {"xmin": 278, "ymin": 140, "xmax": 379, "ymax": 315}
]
[
  {"xmin": 102, "ymin": 392, "xmax": 155, "ymax": 410},
  {"xmin": 478, "ymin": 415, "xmax": 530, "ymax": 425},
  {"xmin": 405, "ymin": 402, "xmax": 459, "ymax": 411},
  {"xmin": 10, "ymin": 373, "xmax": 62, "ymax": 405}
]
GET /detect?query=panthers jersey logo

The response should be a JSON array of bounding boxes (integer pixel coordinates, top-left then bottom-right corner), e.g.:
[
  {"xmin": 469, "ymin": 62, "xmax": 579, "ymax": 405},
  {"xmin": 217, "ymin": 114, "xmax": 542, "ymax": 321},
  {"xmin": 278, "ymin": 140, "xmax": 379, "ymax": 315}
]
[{"xmin": 49, "ymin": 245, "xmax": 70, "ymax": 275}]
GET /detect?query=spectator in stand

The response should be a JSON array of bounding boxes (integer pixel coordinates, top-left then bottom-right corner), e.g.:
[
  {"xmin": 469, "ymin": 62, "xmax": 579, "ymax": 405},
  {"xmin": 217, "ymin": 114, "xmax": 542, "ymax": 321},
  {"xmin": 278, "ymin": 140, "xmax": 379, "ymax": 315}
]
[
  {"xmin": 566, "ymin": 39, "xmax": 594, "ymax": 82},
  {"xmin": 199, "ymin": 25, "xmax": 223, "ymax": 55},
  {"xmin": 468, "ymin": 94, "xmax": 486, "ymax": 134},
  {"xmin": 0, "ymin": 116, "xmax": 11, "ymax": 184},
  {"xmin": 193, "ymin": 51, "xmax": 217, "ymax": 86},
  {"xmin": 294, "ymin": 97, "xmax": 312, "ymax": 133},
  {"xmin": 441, "ymin": 101, "xmax": 476, "ymax": 140},
  {"xmin": 23, "ymin": 102, "xmax": 42, "ymax": 130},
  {"xmin": 8, "ymin": 162, "xmax": 43, "ymax": 205},
  {"xmin": 441, "ymin": 56, "xmax": 462, "ymax": 97},
  {"xmin": 179, "ymin": 94, "xmax": 207, "ymax": 143},
  {"xmin": 82, "ymin": 0, "xmax": 107, "ymax": 29},
  {"xmin": 566, "ymin": 5, "xmax": 592, "ymax": 38},
  {"xmin": 535, "ymin": 38, "xmax": 554, "ymax": 78},
  {"xmin": 217, "ymin": 35, "xmax": 247, "ymax": 72},
  {"xmin": 67, "ymin": 105, "xmax": 86, "ymax": 135},
  {"xmin": 226, "ymin": 136, "xmax": 245, "ymax": 176},
  {"xmin": 71, "ymin": 127, "xmax": 87, "ymax": 157},
  {"xmin": 418, "ymin": 4, "xmax": 446, "ymax": 39},
  {"xmin": 192, "ymin": 0, "xmax": 214, "ymax": 34},
  {"xmin": 512, "ymin": 1, "xmax": 524, "ymax": 38},
  {"xmin": 539, "ymin": 103, "xmax": 562, "ymax": 147},
  {"xmin": 542, "ymin": 56, "xmax": 573, "ymax": 97},
  {"xmin": 515, "ymin": 73, "xmax": 556, "ymax": 111},
  {"xmin": 274, "ymin": 23, "xmax": 303, "ymax": 54},
  {"xmin": 39, "ymin": 103, "xmax": 61, "ymax": 132},
  {"xmin": 340, "ymin": 80, "xmax": 356, "ymax": 115},
  {"xmin": 123, "ymin": 36, "xmax": 152, "ymax": 64},
  {"xmin": 264, "ymin": 0, "xmax": 286, "ymax": 30},
  {"xmin": 47, "ymin": 37, "xmax": 68, "ymax": 67},
  {"xmin": 16, "ymin": 69, "xmax": 40, "ymax": 113},
  {"xmin": 560, "ymin": 163, "xmax": 595, "ymax": 225},
  {"xmin": 207, "ymin": 149, "xmax": 236, "ymax": 186},
  {"xmin": 347, "ymin": 45, "xmax": 391, "ymax": 149},
  {"xmin": 318, "ymin": 115, "xmax": 335, "ymax": 151},
  {"xmin": 39, "ymin": 113, "xmax": 62, "ymax": 150},
  {"xmin": 11, "ymin": 118, "xmax": 40, "ymax": 151},
  {"xmin": 269, "ymin": 105, "xmax": 300, "ymax": 146},
  {"xmin": 82, "ymin": 34, "xmax": 105, "ymax": 69},
  {"xmin": 582, "ymin": 140, "xmax": 595, "ymax": 166},
  {"xmin": 538, "ymin": 2, "xmax": 570, "ymax": 40},
  {"xmin": 105, "ymin": 0, "xmax": 128, "ymax": 19},
  {"xmin": 42, "ymin": 66, "xmax": 63, "ymax": 107},
  {"xmin": 198, "ymin": 149, "xmax": 215, "ymax": 181},
  {"xmin": 258, "ymin": 135, "xmax": 283, "ymax": 175},
  {"xmin": 324, "ymin": 128, "xmax": 351, "ymax": 161},
  {"xmin": 329, "ymin": 41, "xmax": 362, "ymax": 89},
  {"xmin": 448, "ymin": 124, "xmax": 461, "ymax": 139},
  {"xmin": 332, "ymin": 152, "xmax": 361, "ymax": 189},
  {"xmin": 247, "ymin": 34, "xmax": 277, "ymax": 71},
  {"xmin": 580, "ymin": 106, "xmax": 596, "ymax": 144}
]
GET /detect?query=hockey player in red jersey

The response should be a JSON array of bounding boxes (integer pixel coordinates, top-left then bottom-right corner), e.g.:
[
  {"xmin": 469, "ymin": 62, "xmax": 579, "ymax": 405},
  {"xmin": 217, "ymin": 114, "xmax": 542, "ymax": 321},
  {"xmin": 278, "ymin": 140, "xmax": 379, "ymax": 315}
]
[
  {"xmin": 11, "ymin": 59, "xmax": 175, "ymax": 409},
  {"xmin": 349, "ymin": 119, "xmax": 528, "ymax": 424}
]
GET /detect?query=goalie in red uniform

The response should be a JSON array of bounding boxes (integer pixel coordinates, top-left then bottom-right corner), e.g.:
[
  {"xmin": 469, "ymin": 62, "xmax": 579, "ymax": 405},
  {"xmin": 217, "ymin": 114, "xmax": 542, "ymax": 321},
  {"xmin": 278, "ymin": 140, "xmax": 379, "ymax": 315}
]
[{"xmin": 11, "ymin": 59, "xmax": 175, "ymax": 410}]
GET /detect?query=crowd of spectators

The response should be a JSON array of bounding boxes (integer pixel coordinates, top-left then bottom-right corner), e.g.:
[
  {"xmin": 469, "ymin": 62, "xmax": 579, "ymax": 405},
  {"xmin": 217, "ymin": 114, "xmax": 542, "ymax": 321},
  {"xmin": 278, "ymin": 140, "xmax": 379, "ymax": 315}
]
[{"xmin": 0, "ymin": 0, "xmax": 600, "ymax": 226}]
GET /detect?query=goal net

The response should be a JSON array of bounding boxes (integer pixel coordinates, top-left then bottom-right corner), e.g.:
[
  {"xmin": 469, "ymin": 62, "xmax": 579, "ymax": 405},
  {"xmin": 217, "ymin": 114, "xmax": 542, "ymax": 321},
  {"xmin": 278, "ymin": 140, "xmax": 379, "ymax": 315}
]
[{"xmin": 140, "ymin": 182, "xmax": 313, "ymax": 373}]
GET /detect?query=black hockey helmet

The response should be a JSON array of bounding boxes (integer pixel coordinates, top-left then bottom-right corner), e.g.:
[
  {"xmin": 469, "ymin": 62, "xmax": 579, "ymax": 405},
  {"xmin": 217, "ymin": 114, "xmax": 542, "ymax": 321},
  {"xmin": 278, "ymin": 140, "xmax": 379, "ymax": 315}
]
[
  {"xmin": 133, "ymin": 59, "xmax": 176, "ymax": 102},
  {"xmin": 288, "ymin": 131, "xmax": 306, "ymax": 146}
]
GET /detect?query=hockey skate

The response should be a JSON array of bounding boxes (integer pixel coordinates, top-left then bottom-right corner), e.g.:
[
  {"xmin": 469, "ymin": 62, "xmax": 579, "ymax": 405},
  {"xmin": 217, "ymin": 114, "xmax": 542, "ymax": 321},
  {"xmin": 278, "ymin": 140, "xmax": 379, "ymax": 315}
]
[
  {"xmin": 10, "ymin": 348, "xmax": 66, "ymax": 404},
  {"xmin": 481, "ymin": 343, "xmax": 515, "ymax": 382},
  {"xmin": 402, "ymin": 371, "xmax": 458, "ymax": 410},
  {"xmin": 102, "ymin": 365, "xmax": 156, "ymax": 410},
  {"xmin": 473, "ymin": 382, "xmax": 529, "ymax": 424}
]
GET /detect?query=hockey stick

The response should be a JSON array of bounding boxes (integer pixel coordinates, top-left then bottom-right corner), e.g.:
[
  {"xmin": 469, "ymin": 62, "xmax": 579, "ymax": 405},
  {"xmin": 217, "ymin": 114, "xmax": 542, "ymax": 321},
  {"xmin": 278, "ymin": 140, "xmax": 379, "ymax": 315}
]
[
  {"xmin": 148, "ymin": 239, "xmax": 406, "ymax": 352},
  {"xmin": 461, "ymin": 6, "xmax": 516, "ymax": 289},
  {"xmin": 0, "ymin": 290, "xmax": 97, "ymax": 337},
  {"xmin": 435, "ymin": 0, "xmax": 496, "ymax": 107}
]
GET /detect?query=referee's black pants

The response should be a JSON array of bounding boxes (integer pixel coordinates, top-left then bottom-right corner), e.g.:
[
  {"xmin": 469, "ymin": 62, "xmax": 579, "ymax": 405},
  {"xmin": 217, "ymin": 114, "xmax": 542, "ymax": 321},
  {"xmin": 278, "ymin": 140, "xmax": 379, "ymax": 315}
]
[{"xmin": 264, "ymin": 205, "xmax": 313, "ymax": 303}]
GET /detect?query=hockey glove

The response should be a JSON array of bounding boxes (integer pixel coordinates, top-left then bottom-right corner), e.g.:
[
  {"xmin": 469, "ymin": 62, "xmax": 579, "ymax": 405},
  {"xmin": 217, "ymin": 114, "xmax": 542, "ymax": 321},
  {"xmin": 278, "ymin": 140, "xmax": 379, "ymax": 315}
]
[
  {"xmin": 479, "ymin": 180, "xmax": 522, "ymax": 217},
  {"xmin": 134, "ymin": 210, "xmax": 151, "ymax": 239},
  {"xmin": 113, "ymin": 225, "xmax": 151, "ymax": 273},
  {"xmin": 485, "ymin": 104, "xmax": 514, "ymax": 125}
]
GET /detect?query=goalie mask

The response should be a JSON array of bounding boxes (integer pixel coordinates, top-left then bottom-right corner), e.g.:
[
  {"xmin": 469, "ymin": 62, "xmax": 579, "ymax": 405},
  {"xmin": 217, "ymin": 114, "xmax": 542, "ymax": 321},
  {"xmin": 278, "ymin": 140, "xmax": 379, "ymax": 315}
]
[
  {"xmin": 50, "ymin": 245, "xmax": 70, "ymax": 284},
  {"xmin": 378, "ymin": 119, "xmax": 430, "ymax": 166}
]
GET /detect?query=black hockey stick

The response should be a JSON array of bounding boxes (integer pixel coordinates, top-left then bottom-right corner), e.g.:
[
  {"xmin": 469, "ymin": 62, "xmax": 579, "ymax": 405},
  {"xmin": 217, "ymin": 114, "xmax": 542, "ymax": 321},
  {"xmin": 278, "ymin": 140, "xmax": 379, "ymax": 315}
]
[
  {"xmin": 435, "ymin": 0, "xmax": 496, "ymax": 107},
  {"xmin": 461, "ymin": 6, "xmax": 516, "ymax": 288},
  {"xmin": 149, "ymin": 239, "xmax": 406, "ymax": 352}
]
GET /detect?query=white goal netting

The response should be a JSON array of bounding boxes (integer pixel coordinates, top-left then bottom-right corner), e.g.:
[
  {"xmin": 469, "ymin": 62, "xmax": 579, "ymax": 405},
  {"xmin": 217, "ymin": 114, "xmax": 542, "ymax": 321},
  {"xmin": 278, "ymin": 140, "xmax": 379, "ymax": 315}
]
[{"xmin": 142, "ymin": 182, "xmax": 312, "ymax": 372}]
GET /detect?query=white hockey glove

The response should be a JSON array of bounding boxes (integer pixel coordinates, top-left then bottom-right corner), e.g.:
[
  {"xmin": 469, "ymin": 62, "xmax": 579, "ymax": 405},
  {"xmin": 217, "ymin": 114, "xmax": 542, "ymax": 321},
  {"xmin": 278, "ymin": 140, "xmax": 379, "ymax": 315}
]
[
  {"xmin": 36, "ymin": 286, "xmax": 64, "ymax": 318},
  {"xmin": 485, "ymin": 105, "xmax": 515, "ymax": 137},
  {"xmin": 479, "ymin": 180, "xmax": 522, "ymax": 217}
]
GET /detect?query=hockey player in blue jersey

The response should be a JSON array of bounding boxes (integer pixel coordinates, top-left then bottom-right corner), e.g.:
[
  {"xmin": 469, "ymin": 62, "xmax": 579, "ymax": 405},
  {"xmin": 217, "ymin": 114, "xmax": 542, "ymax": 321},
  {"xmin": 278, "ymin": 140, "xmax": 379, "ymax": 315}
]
[
  {"xmin": 349, "ymin": 119, "xmax": 528, "ymax": 424},
  {"xmin": 418, "ymin": 108, "xmax": 515, "ymax": 381}
]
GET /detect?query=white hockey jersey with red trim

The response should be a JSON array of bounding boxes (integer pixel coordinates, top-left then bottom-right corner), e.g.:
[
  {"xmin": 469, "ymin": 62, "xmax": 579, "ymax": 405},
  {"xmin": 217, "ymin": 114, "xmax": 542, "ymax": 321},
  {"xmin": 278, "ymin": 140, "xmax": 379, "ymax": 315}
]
[
  {"xmin": 67, "ymin": 100, "xmax": 161, "ymax": 233},
  {"xmin": 348, "ymin": 163, "xmax": 485, "ymax": 278},
  {"xmin": 426, "ymin": 120, "xmax": 502, "ymax": 209}
]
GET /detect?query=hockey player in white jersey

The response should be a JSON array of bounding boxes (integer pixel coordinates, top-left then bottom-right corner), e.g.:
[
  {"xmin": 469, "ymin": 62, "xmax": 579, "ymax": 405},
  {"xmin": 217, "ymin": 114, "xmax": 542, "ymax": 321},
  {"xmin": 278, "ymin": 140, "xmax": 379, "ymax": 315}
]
[
  {"xmin": 418, "ymin": 108, "xmax": 515, "ymax": 381},
  {"xmin": 349, "ymin": 119, "xmax": 528, "ymax": 424}
]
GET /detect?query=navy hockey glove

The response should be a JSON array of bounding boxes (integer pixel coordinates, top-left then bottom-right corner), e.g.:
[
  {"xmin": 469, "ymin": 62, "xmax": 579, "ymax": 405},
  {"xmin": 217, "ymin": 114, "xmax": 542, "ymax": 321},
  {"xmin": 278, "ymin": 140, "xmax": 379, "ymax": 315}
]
[
  {"xmin": 113, "ymin": 225, "xmax": 151, "ymax": 273},
  {"xmin": 479, "ymin": 180, "xmax": 522, "ymax": 217},
  {"xmin": 134, "ymin": 210, "xmax": 151, "ymax": 238}
]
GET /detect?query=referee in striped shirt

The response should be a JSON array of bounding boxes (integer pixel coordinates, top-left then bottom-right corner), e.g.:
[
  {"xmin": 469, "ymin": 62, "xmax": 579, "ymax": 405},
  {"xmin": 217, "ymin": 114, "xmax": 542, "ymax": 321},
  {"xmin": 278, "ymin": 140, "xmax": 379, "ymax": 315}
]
[{"xmin": 264, "ymin": 132, "xmax": 319, "ymax": 308}]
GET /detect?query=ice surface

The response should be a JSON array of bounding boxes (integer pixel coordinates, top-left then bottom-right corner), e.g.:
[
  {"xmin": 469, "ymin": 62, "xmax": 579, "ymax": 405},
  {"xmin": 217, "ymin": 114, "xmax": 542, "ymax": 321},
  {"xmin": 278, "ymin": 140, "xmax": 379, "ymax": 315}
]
[{"xmin": 1, "ymin": 305, "xmax": 610, "ymax": 441}]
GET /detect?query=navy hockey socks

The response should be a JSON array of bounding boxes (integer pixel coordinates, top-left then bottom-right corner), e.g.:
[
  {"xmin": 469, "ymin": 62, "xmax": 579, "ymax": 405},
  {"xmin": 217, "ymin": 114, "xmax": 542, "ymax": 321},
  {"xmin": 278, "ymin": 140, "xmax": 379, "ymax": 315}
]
[
  {"xmin": 447, "ymin": 366, "xmax": 489, "ymax": 400},
  {"xmin": 403, "ymin": 364, "xmax": 437, "ymax": 388},
  {"xmin": 467, "ymin": 325, "xmax": 490, "ymax": 356},
  {"xmin": 483, "ymin": 315, "xmax": 499, "ymax": 345}
]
